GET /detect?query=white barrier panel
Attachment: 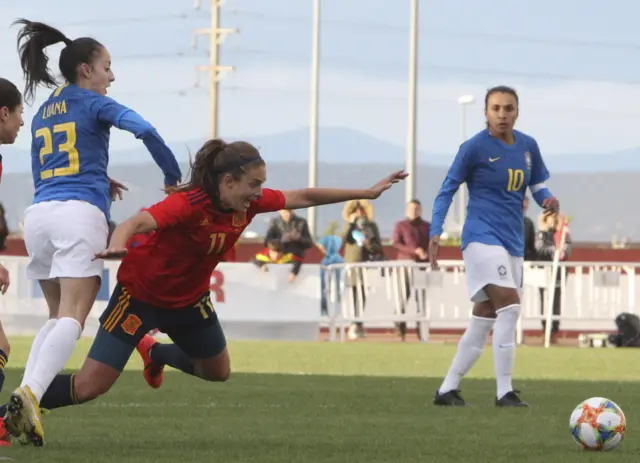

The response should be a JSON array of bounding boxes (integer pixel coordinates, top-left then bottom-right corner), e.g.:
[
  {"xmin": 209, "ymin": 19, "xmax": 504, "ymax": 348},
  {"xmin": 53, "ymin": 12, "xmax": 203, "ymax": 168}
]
[
  {"xmin": 1, "ymin": 255, "xmax": 637, "ymax": 345},
  {"xmin": 324, "ymin": 260, "xmax": 640, "ymax": 342},
  {"xmin": 0, "ymin": 257, "xmax": 321, "ymax": 342}
]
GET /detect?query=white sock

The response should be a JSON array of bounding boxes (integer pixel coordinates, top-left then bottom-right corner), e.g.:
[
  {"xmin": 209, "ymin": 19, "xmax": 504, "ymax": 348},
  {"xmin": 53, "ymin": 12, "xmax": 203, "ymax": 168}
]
[
  {"xmin": 439, "ymin": 315, "xmax": 495, "ymax": 394},
  {"xmin": 21, "ymin": 318, "xmax": 58, "ymax": 388},
  {"xmin": 26, "ymin": 317, "xmax": 83, "ymax": 401},
  {"xmin": 493, "ymin": 304, "xmax": 521, "ymax": 399}
]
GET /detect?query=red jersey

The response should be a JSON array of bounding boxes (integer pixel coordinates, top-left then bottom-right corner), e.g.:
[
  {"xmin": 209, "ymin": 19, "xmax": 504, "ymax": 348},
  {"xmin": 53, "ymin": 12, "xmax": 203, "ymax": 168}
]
[{"xmin": 117, "ymin": 187, "xmax": 285, "ymax": 308}]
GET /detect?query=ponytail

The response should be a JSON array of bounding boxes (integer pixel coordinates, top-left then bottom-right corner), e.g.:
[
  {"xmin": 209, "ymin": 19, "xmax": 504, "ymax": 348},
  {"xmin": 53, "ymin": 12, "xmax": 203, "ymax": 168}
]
[
  {"xmin": 14, "ymin": 19, "xmax": 105, "ymax": 104},
  {"xmin": 176, "ymin": 139, "xmax": 265, "ymax": 204},
  {"xmin": 14, "ymin": 19, "xmax": 71, "ymax": 103}
]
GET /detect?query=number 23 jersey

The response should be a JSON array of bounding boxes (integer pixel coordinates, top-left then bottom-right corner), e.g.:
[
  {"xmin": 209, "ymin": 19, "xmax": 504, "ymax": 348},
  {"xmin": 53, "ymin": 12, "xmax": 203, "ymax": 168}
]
[
  {"xmin": 30, "ymin": 84, "xmax": 177, "ymax": 221},
  {"xmin": 117, "ymin": 188, "xmax": 286, "ymax": 308}
]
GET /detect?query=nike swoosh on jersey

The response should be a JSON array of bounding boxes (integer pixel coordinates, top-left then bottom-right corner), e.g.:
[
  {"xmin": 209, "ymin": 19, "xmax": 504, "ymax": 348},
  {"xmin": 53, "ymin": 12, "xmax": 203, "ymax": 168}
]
[{"xmin": 489, "ymin": 157, "xmax": 500, "ymax": 162}]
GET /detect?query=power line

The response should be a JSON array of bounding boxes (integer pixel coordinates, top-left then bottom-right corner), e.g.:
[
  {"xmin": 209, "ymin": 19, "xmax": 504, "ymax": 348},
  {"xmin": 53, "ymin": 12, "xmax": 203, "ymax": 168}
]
[
  {"xmin": 228, "ymin": 9, "xmax": 640, "ymax": 51},
  {"xmin": 0, "ymin": 50, "xmax": 207, "ymax": 67},
  {"xmin": 1, "ymin": 46, "xmax": 636, "ymax": 87},
  {"xmin": 26, "ymin": 9, "xmax": 640, "ymax": 51},
  {"xmin": 44, "ymin": 12, "xmax": 206, "ymax": 28},
  {"xmin": 220, "ymin": 84, "xmax": 640, "ymax": 117},
  {"xmin": 225, "ymin": 47, "xmax": 640, "ymax": 86}
]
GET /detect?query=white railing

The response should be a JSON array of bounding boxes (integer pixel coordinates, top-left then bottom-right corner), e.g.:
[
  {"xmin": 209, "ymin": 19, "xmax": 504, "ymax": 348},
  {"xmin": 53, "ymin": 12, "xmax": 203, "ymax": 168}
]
[
  {"xmin": 324, "ymin": 260, "xmax": 640, "ymax": 345},
  {"xmin": 0, "ymin": 253, "xmax": 636, "ymax": 347}
]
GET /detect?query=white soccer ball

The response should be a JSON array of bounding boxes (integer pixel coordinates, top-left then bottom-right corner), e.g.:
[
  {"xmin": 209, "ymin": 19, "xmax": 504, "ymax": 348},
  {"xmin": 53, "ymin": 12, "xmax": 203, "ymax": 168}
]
[{"xmin": 569, "ymin": 397, "xmax": 626, "ymax": 451}]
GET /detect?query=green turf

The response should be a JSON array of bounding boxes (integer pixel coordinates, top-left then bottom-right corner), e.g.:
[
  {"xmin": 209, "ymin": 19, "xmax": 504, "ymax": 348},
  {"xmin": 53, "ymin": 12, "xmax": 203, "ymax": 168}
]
[{"xmin": 1, "ymin": 337, "xmax": 639, "ymax": 462}]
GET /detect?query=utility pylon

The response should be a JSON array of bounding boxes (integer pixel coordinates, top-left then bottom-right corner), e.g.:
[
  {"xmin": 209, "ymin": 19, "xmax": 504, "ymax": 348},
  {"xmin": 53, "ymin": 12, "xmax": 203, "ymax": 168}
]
[{"xmin": 193, "ymin": 0, "xmax": 237, "ymax": 139}]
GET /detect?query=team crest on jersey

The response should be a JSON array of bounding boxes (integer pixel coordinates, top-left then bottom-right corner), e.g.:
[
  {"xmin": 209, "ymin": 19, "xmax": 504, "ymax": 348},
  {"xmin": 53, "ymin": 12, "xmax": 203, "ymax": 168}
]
[
  {"xmin": 121, "ymin": 314, "xmax": 142, "ymax": 336},
  {"xmin": 524, "ymin": 151, "xmax": 532, "ymax": 170},
  {"xmin": 232, "ymin": 211, "xmax": 247, "ymax": 227}
]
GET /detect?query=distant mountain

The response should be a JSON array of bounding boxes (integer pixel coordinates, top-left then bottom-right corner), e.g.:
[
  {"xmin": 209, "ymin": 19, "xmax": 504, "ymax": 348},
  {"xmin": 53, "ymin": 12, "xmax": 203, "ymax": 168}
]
[
  {"xmin": 1, "ymin": 126, "xmax": 637, "ymax": 242},
  {"xmin": 239, "ymin": 127, "xmax": 640, "ymax": 173},
  {"xmin": 0, "ymin": 160, "xmax": 637, "ymax": 243},
  {"xmin": 4, "ymin": 126, "xmax": 640, "ymax": 174}
]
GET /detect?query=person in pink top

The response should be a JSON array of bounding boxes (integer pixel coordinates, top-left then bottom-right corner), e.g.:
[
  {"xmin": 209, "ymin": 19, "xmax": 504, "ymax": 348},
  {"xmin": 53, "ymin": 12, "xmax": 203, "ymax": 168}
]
[{"xmin": 392, "ymin": 199, "xmax": 430, "ymax": 340}]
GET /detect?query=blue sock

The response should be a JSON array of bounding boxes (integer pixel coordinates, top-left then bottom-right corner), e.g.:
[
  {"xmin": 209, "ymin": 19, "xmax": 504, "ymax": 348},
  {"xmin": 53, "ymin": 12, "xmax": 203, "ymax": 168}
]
[
  {"xmin": 40, "ymin": 374, "xmax": 80, "ymax": 410},
  {"xmin": 150, "ymin": 343, "xmax": 195, "ymax": 376}
]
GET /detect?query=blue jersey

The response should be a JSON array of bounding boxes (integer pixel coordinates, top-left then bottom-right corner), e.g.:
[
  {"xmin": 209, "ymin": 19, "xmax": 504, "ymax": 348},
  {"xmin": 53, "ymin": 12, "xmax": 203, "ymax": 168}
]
[
  {"xmin": 431, "ymin": 129, "xmax": 552, "ymax": 257},
  {"xmin": 30, "ymin": 84, "xmax": 182, "ymax": 221}
]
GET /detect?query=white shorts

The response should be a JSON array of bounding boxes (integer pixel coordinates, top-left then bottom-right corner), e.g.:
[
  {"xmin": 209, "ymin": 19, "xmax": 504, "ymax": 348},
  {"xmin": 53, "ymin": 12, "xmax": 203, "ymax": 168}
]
[
  {"xmin": 23, "ymin": 200, "xmax": 108, "ymax": 280},
  {"xmin": 462, "ymin": 242, "xmax": 523, "ymax": 303}
]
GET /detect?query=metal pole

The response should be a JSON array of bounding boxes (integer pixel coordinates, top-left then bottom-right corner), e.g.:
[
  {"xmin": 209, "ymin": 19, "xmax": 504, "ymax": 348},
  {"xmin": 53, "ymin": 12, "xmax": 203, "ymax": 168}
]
[
  {"xmin": 209, "ymin": 0, "xmax": 220, "ymax": 139},
  {"xmin": 405, "ymin": 0, "xmax": 419, "ymax": 203},
  {"xmin": 308, "ymin": 0, "xmax": 321, "ymax": 237}
]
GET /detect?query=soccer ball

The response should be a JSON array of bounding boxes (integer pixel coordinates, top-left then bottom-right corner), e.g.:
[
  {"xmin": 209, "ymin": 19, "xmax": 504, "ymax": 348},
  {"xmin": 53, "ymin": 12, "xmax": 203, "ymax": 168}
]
[{"xmin": 569, "ymin": 397, "xmax": 626, "ymax": 451}]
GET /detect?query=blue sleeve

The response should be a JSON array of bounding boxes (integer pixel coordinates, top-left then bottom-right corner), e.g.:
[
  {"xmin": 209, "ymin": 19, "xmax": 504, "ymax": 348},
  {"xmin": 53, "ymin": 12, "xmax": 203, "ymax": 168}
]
[
  {"xmin": 429, "ymin": 144, "xmax": 472, "ymax": 238},
  {"xmin": 447, "ymin": 143, "xmax": 474, "ymax": 183},
  {"xmin": 430, "ymin": 176, "xmax": 462, "ymax": 238},
  {"xmin": 529, "ymin": 138, "xmax": 550, "ymax": 185},
  {"xmin": 88, "ymin": 97, "xmax": 182, "ymax": 186},
  {"xmin": 528, "ymin": 138, "xmax": 553, "ymax": 206}
]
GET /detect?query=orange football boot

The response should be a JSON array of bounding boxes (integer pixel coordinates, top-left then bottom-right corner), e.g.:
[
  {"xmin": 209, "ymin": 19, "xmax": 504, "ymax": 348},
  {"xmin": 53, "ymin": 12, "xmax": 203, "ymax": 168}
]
[{"xmin": 136, "ymin": 335, "xmax": 164, "ymax": 389}]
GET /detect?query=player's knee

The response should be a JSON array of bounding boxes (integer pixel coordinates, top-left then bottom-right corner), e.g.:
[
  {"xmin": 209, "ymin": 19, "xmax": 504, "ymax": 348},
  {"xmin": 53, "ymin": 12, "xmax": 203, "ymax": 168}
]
[
  {"xmin": 195, "ymin": 357, "xmax": 231, "ymax": 382},
  {"xmin": 472, "ymin": 301, "xmax": 495, "ymax": 319},
  {"xmin": 201, "ymin": 365, "xmax": 231, "ymax": 382},
  {"xmin": 0, "ymin": 341, "xmax": 10, "ymax": 357},
  {"xmin": 0, "ymin": 324, "xmax": 10, "ymax": 355},
  {"xmin": 58, "ymin": 276, "xmax": 101, "ymax": 325}
]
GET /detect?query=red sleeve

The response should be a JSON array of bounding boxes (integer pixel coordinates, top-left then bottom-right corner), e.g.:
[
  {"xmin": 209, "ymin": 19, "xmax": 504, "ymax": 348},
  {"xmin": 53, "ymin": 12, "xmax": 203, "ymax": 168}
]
[
  {"xmin": 251, "ymin": 188, "xmax": 285, "ymax": 215},
  {"xmin": 146, "ymin": 193, "xmax": 193, "ymax": 229}
]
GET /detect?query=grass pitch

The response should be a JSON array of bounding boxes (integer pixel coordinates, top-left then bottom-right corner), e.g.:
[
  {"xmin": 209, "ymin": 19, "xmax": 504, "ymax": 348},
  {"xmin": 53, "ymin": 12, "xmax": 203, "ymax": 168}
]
[{"xmin": 1, "ymin": 338, "xmax": 639, "ymax": 462}]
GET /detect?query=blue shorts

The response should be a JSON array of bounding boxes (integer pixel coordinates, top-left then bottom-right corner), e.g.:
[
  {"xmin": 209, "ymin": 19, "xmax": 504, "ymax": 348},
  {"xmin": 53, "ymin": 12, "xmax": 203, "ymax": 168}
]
[{"xmin": 88, "ymin": 284, "xmax": 227, "ymax": 371}]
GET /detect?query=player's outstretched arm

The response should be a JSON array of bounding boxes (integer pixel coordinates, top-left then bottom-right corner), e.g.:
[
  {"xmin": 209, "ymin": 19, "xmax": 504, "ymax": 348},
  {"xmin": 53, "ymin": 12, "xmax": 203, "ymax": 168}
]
[
  {"xmin": 91, "ymin": 98, "xmax": 182, "ymax": 187},
  {"xmin": 94, "ymin": 211, "xmax": 158, "ymax": 260},
  {"xmin": 282, "ymin": 170, "xmax": 407, "ymax": 209}
]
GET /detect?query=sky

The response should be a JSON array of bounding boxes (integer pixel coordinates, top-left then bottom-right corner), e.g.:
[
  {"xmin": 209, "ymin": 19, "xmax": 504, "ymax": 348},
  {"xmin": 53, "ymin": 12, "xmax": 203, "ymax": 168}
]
[{"xmin": 1, "ymin": 0, "xmax": 640, "ymax": 172}]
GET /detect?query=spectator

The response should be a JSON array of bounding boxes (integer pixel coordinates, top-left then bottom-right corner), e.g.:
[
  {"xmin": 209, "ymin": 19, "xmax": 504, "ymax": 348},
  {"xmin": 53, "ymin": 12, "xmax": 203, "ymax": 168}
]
[
  {"xmin": 341, "ymin": 200, "xmax": 383, "ymax": 339},
  {"xmin": 316, "ymin": 234, "xmax": 344, "ymax": 316},
  {"xmin": 535, "ymin": 211, "xmax": 572, "ymax": 344},
  {"xmin": 523, "ymin": 196, "xmax": 537, "ymax": 261},
  {"xmin": 252, "ymin": 239, "xmax": 302, "ymax": 282},
  {"xmin": 265, "ymin": 209, "xmax": 313, "ymax": 262},
  {"xmin": 392, "ymin": 199, "xmax": 430, "ymax": 340}
]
